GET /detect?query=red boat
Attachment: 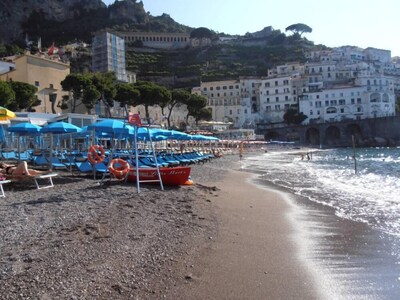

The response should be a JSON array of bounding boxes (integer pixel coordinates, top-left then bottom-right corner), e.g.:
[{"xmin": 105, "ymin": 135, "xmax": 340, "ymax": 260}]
[{"xmin": 126, "ymin": 166, "xmax": 192, "ymax": 186}]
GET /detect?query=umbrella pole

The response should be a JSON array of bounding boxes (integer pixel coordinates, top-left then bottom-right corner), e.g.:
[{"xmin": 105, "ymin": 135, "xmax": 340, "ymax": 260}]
[
  {"xmin": 49, "ymin": 134, "xmax": 53, "ymax": 171},
  {"xmin": 134, "ymin": 126, "xmax": 140, "ymax": 193},
  {"xmin": 17, "ymin": 135, "xmax": 21, "ymax": 163}
]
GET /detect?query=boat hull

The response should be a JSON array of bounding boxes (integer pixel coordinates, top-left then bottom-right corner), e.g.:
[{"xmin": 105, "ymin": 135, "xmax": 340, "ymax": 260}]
[{"xmin": 126, "ymin": 166, "xmax": 191, "ymax": 186}]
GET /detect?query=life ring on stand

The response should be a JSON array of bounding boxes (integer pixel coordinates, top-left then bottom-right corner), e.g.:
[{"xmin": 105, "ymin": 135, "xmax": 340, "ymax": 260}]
[
  {"xmin": 109, "ymin": 158, "xmax": 130, "ymax": 178},
  {"xmin": 88, "ymin": 145, "xmax": 106, "ymax": 164}
]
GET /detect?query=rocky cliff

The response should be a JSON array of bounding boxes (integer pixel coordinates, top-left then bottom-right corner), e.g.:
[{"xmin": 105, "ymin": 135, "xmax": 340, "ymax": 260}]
[{"xmin": 0, "ymin": 0, "xmax": 148, "ymax": 44}]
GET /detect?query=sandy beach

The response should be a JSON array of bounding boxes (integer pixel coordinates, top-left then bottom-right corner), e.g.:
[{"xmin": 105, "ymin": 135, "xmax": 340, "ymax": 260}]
[{"xmin": 0, "ymin": 155, "xmax": 321, "ymax": 299}]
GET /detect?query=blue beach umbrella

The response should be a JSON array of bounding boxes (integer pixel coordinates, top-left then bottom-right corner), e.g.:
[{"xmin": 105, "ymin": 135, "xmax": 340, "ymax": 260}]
[
  {"xmin": 41, "ymin": 121, "xmax": 82, "ymax": 134},
  {"xmin": 8, "ymin": 122, "xmax": 42, "ymax": 135},
  {"xmin": 7, "ymin": 122, "xmax": 42, "ymax": 160},
  {"xmin": 41, "ymin": 122, "xmax": 82, "ymax": 170},
  {"xmin": 87, "ymin": 119, "xmax": 128, "ymax": 135}
]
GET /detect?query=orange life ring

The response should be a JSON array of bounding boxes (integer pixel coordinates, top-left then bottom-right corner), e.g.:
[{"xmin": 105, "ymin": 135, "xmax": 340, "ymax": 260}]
[
  {"xmin": 88, "ymin": 145, "xmax": 106, "ymax": 164},
  {"xmin": 108, "ymin": 158, "xmax": 130, "ymax": 178}
]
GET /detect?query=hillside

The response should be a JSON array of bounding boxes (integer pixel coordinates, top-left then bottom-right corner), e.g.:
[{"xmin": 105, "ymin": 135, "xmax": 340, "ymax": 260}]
[
  {"xmin": 0, "ymin": 0, "xmax": 189, "ymax": 46},
  {"xmin": 1, "ymin": 0, "xmax": 322, "ymax": 89},
  {"xmin": 125, "ymin": 34, "xmax": 315, "ymax": 88}
]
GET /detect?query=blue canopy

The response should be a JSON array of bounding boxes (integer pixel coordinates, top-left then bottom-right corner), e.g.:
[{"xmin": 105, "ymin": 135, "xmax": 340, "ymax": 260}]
[
  {"xmin": 7, "ymin": 122, "xmax": 42, "ymax": 135},
  {"xmin": 87, "ymin": 119, "xmax": 129, "ymax": 135},
  {"xmin": 41, "ymin": 121, "xmax": 81, "ymax": 134}
]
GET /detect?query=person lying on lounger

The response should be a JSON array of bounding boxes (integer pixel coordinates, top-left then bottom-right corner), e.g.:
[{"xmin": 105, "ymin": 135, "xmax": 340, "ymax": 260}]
[{"xmin": 0, "ymin": 161, "xmax": 47, "ymax": 176}]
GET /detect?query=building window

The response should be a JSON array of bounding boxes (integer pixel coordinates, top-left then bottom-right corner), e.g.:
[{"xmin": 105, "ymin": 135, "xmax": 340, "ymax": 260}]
[
  {"xmin": 229, "ymin": 110, "xmax": 232, "ymax": 115},
  {"xmin": 327, "ymin": 107, "xmax": 337, "ymax": 114},
  {"xmin": 275, "ymin": 97, "xmax": 279, "ymax": 102},
  {"xmin": 35, "ymin": 81, "xmax": 40, "ymax": 87},
  {"xmin": 49, "ymin": 84, "xmax": 54, "ymax": 89}
]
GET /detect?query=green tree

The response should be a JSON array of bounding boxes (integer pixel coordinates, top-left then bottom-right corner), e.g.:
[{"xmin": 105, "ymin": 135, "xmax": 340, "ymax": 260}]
[
  {"xmin": 285, "ymin": 23, "xmax": 312, "ymax": 36},
  {"xmin": 0, "ymin": 81, "xmax": 15, "ymax": 107},
  {"xmin": 167, "ymin": 89, "xmax": 191, "ymax": 129},
  {"xmin": 134, "ymin": 81, "xmax": 170, "ymax": 124},
  {"xmin": 61, "ymin": 73, "xmax": 92, "ymax": 113},
  {"xmin": 90, "ymin": 72, "xmax": 117, "ymax": 118},
  {"xmin": 194, "ymin": 107, "xmax": 212, "ymax": 125},
  {"xmin": 8, "ymin": 81, "xmax": 39, "ymax": 111},
  {"xmin": 115, "ymin": 83, "xmax": 140, "ymax": 116},
  {"xmin": 155, "ymin": 86, "xmax": 171, "ymax": 124},
  {"xmin": 184, "ymin": 93, "xmax": 208, "ymax": 123},
  {"xmin": 190, "ymin": 27, "xmax": 214, "ymax": 48},
  {"xmin": 82, "ymin": 84, "xmax": 101, "ymax": 114},
  {"xmin": 283, "ymin": 109, "xmax": 308, "ymax": 124},
  {"xmin": 190, "ymin": 27, "xmax": 214, "ymax": 39}
]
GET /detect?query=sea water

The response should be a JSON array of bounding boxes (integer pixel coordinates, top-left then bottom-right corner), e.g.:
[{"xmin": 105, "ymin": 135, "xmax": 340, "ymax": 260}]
[{"xmin": 242, "ymin": 147, "xmax": 400, "ymax": 299}]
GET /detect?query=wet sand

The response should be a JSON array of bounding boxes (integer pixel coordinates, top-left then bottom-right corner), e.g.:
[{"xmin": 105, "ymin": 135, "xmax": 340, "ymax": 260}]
[{"xmin": 167, "ymin": 169, "xmax": 322, "ymax": 299}]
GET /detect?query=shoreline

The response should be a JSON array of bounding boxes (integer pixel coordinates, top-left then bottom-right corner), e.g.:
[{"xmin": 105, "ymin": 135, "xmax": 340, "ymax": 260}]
[
  {"xmin": 4, "ymin": 151, "xmax": 395, "ymax": 299},
  {"xmin": 244, "ymin": 149, "xmax": 400, "ymax": 299},
  {"xmin": 167, "ymin": 168, "xmax": 323, "ymax": 299}
]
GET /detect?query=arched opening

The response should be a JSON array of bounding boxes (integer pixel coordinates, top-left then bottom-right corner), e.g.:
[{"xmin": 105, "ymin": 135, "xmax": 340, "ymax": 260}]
[
  {"xmin": 370, "ymin": 92, "xmax": 380, "ymax": 103},
  {"xmin": 325, "ymin": 126, "xmax": 341, "ymax": 146},
  {"xmin": 305, "ymin": 127, "xmax": 320, "ymax": 145},
  {"xmin": 326, "ymin": 107, "xmax": 337, "ymax": 114},
  {"xmin": 264, "ymin": 131, "xmax": 280, "ymax": 140},
  {"xmin": 382, "ymin": 93, "xmax": 389, "ymax": 103}
]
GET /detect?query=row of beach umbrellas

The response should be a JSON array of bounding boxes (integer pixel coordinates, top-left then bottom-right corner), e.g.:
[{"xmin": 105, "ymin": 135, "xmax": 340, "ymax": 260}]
[{"xmin": 7, "ymin": 120, "xmax": 220, "ymax": 142}]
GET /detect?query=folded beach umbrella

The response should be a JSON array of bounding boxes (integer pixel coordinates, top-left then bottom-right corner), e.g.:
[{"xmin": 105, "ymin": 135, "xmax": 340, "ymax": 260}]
[{"xmin": 0, "ymin": 106, "xmax": 16, "ymax": 121}]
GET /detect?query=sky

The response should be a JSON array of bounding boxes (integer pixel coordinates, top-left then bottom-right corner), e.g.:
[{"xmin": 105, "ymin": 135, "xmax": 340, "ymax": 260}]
[{"xmin": 103, "ymin": 0, "xmax": 400, "ymax": 57}]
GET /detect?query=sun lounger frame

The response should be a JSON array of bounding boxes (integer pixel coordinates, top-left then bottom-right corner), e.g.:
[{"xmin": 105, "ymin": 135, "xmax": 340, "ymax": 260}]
[
  {"xmin": 0, "ymin": 180, "xmax": 11, "ymax": 197},
  {"xmin": 34, "ymin": 173, "xmax": 58, "ymax": 189}
]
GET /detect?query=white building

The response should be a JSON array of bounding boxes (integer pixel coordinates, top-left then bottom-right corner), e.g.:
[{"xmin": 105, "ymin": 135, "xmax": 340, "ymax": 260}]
[
  {"xmin": 199, "ymin": 80, "xmax": 242, "ymax": 125},
  {"xmin": 193, "ymin": 46, "xmax": 399, "ymax": 130}
]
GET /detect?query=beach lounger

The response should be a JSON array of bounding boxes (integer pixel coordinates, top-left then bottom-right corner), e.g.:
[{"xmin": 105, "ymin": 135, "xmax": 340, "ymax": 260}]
[
  {"xmin": 0, "ymin": 179, "xmax": 11, "ymax": 197},
  {"xmin": 6, "ymin": 173, "xmax": 58, "ymax": 189}
]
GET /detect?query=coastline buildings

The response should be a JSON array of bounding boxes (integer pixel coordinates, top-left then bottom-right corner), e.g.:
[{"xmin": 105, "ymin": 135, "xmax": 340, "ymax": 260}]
[
  {"xmin": 92, "ymin": 31, "xmax": 127, "ymax": 83},
  {"xmin": 196, "ymin": 46, "xmax": 398, "ymax": 130},
  {"xmin": 0, "ymin": 52, "xmax": 70, "ymax": 114},
  {"xmin": 117, "ymin": 31, "xmax": 212, "ymax": 50},
  {"xmin": 91, "ymin": 31, "xmax": 138, "ymax": 118}
]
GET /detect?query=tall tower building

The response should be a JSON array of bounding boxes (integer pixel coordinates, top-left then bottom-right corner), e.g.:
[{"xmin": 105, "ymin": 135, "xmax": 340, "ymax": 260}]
[{"xmin": 92, "ymin": 31, "xmax": 127, "ymax": 82}]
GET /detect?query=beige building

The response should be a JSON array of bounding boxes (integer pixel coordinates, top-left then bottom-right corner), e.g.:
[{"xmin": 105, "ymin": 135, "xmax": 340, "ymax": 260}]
[
  {"xmin": 119, "ymin": 32, "xmax": 191, "ymax": 49},
  {"xmin": 0, "ymin": 51, "xmax": 70, "ymax": 114}
]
